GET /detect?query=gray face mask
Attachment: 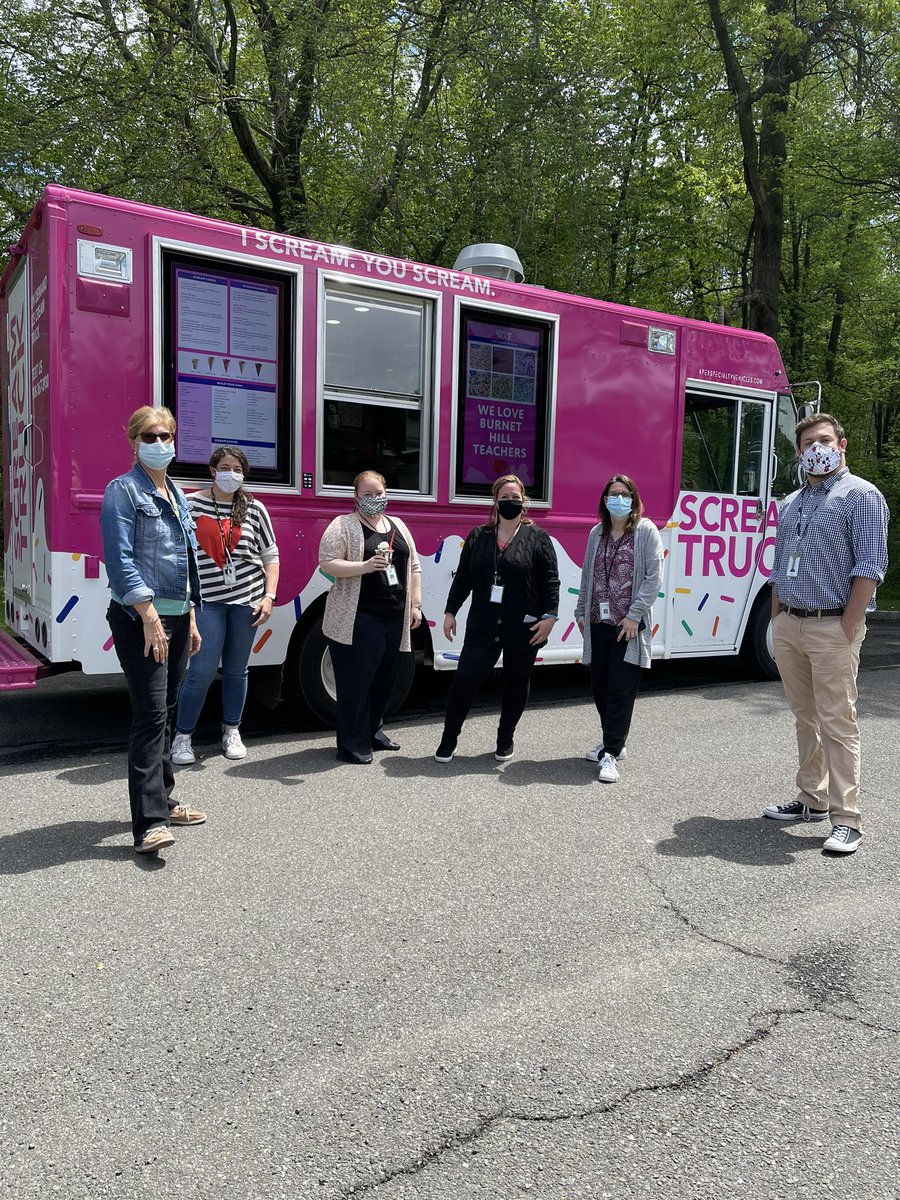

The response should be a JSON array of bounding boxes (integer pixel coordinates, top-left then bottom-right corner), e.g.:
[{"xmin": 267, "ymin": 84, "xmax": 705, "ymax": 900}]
[{"xmin": 358, "ymin": 494, "xmax": 388, "ymax": 517}]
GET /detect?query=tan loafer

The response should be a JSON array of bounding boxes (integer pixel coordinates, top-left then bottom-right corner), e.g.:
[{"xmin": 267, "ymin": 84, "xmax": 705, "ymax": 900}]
[
  {"xmin": 135, "ymin": 826, "xmax": 175, "ymax": 854},
  {"xmin": 169, "ymin": 804, "xmax": 207, "ymax": 826}
]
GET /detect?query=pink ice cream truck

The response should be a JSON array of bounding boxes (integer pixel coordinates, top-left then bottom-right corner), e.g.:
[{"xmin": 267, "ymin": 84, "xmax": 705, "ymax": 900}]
[{"xmin": 2, "ymin": 185, "xmax": 807, "ymax": 715}]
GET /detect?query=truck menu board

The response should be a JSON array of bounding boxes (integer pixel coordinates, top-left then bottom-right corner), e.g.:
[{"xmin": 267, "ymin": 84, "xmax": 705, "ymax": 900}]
[{"xmin": 165, "ymin": 257, "xmax": 291, "ymax": 479}]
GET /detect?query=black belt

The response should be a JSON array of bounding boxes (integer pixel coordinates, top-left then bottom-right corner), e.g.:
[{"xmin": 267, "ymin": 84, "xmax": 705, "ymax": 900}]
[{"xmin": 782, "ymin": 606, "xmax": 844, "ymax": 619}]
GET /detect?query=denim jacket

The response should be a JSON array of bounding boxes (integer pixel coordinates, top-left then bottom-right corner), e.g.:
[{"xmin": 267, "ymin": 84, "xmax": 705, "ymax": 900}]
[{"xmin": 100, "ymin": 463, "xmax": 202, "ymax": 612}]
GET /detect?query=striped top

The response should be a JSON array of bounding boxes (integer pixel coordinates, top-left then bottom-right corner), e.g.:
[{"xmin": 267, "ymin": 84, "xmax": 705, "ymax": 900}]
[{"xmin": 188, "ymin": 491, "xmax": 279, "ymax": 606}]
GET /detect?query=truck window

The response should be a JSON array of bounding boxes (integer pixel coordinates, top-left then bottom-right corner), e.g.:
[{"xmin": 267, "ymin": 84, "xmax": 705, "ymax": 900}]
[
  {"xmin": 454, "ymin": 309, "xmax": 553, "ymax": 500},
  {"xmin": 772, "ymin": 392, "xmax": 801, "ymax": 497},
  {"xmin": 321, "ymin": 285, "xmax": 433, "ymax": 492},
  {"xmin": 681, "ymin": 394, "xmax": 737, "ymax": 493},
  {"xmin": 162, "ymin": 252, "xmax": 295, "ymax": 485}
]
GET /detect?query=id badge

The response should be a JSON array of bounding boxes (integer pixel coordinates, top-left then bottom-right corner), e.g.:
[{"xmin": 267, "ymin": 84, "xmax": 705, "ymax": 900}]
[
  {"xmin": 223, "ymin": 561, "xmax": 237, "ymax": 587},
  {"xmin": 490, "ymin": 583, "xmax": 504, "ymax": 604},
  {"xmin": 786, "ymin": 550, "xmax": 801, "ymax": 579},
  {"xmin": 385, "ymin": 565, "xmax": 399, "ymax": 588},
  {"xmin": 599, "ymin": 601, "xmax": 611, "ymax": 621}
]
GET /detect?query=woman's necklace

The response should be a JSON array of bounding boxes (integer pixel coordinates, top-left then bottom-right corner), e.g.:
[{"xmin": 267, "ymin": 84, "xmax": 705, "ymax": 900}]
[
  {"xmin": 496, "ymin": 520, "xmax": 521, "ymax": 550},
  {"xmin": 360, "ymin": 512, "xmax": 387, "ymax": 535}
]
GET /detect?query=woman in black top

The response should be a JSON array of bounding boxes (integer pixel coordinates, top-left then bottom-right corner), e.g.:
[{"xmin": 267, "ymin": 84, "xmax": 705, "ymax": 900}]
[{"xmin": 435, "ymin": 475, "xmax": 560, "ymax": 763}]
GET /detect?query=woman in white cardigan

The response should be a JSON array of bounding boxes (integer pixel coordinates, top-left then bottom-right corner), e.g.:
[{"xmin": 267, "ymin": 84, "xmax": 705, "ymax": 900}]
[
  {"xmin": 574, "ymin": 474, "xmax": 663, "ymax": 783},
  {"xmin": 318, "ymin": 471, "xmax": 422, "ymax": 764}
]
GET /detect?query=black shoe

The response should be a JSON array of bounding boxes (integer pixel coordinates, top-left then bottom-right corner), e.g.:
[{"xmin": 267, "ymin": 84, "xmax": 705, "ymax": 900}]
[
  {"xmin": 434, "ymin": 737, "xmax": 457, "ymax": 763},
  {"xmin": 336, "ymin": 748, "xmax": 373, "ymax": 765},
  {"xmin": 494, "ymin": 741, "xmax": 514, "ymax": 761},
  {"xmin": 371, "ymin": 733, "xmax": 400, "ymax": 751}
]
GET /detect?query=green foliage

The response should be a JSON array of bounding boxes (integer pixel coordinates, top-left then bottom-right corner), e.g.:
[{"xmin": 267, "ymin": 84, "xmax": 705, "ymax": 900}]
[{"xmin": 0, "ymin": 0, "xmax": 898, "ymax": 595}]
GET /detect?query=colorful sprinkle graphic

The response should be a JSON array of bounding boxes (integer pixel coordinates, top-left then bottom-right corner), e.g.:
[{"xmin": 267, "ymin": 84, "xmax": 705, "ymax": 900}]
[
  {"xmin": 698, "ymin": 593, "xmax": 709, "ymax": 611},
  {"xmin": 567, "ymin": 586, "xmax": 580, "ymax": 595},
  {"xmin": 293, "ymin": 597, "xmax": 303, "ymax": 621},
  {"xmin": 252, "ymin": 629, "xmax": 273, "ymax": 653},
  {"xmin": 55, "ymin": 595, "xmax": 79, "ymax": 623},
  {"xmin": 651, "ymin": 624, "xmax": 660, "ymax": 638},
  {"xmin": 102, "ymin": 635, "xmax": 115, "ymax": 652},
  {"xmin": 70, "ymin": 553, "xmax": 80, "ymax": 561},
  {"xmin": 681, "ymin": 619, "xmax": 694, "ymax": 636},
  {"xmin": 561, "ymin": 621, "xmax": 575, "ymax": 643},
  {"xmin": 675, "ymin": 587, "xmax": 691, "ymax": 595},
  {"xmin": 712, "ymin": 616, "xmax": 720, "ymax": 637},
  {"xmin": 720, "ymin": 595, "xmax": 735, "ymax": 603},
  {"xmin": 427, "ymin": 619, "xmax": 437, "ymax": 628},
  {"xmin": 663, "ymin": 548, "xmax": 670, "ymax": 559},
  {"xmin": 434, "ymin": 538, "xmax": 445, "ymax": 564},
  {"xmin": 318, "ymin": 568, "xmax": 335, "ymax": 583}
]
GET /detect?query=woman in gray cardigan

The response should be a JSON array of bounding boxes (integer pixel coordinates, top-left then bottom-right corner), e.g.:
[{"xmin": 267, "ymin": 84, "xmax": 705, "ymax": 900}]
[{"xmin": 574, "ymin": 475, "xmax": 664, "ymax": 783}]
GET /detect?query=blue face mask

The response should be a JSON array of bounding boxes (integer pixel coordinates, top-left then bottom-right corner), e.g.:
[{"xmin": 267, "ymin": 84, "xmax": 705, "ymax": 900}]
[
  {"xmin": 138, "ymin": 440, "xmax": 176, "ymax": 470},
  {"xmin": 605, "ymin": 494, "xmax": 633, "ymax": 519}
]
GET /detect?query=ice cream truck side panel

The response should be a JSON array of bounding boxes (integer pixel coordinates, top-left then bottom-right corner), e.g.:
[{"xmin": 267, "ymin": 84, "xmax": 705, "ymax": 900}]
[{"xmin": 2, "ymin": 185, "xmax": 798, "ymax": 709}]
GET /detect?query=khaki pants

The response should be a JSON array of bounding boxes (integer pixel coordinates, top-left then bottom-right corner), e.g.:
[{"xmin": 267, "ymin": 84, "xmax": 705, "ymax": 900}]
[{"xmin": 772, "ymin": 611, "xmax": 867, "ymax": 830}]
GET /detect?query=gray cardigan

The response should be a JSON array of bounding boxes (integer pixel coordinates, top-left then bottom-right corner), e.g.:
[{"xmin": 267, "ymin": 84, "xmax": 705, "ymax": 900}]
[{"xmin": 574, "ymin": 517, "xmax": 664, "ymax": 668}]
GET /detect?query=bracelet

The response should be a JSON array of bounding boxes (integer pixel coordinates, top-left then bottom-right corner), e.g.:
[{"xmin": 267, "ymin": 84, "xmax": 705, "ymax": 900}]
[
  {"xmin": 143, "ymin": 616, "xmax": 161, "ymax": 626},
  {"xmin": 264, "ymin": 593, "xmax": 277, "ymax": 601}
]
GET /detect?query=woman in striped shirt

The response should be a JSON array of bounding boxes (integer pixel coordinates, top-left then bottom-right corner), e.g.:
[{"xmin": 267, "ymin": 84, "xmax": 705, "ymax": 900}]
[{"xmin": 172, "ymin": 446, "xmax": 279, "ymax": 764}]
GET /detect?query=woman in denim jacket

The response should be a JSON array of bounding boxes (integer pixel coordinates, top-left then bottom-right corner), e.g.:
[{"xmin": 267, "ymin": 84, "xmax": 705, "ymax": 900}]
[{"xmin": 100, "ymin": 406, "xmax": 207, "ymax": 854}]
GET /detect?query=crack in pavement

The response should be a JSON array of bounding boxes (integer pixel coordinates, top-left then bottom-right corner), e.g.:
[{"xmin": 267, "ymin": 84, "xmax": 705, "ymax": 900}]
[
  {"xmin": 647, "ymin": 869, "xmax": 899, "ymax": 1034},
  {"xmin": 339, "ymin": 1008, "xmax": 803, "ymax": 1197},
  {"xmin": 340, "ymin": 869, "xmax": 897, "ymax": 1196}
]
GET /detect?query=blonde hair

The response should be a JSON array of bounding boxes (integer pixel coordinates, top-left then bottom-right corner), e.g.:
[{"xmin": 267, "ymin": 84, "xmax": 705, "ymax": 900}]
[
  {"xmin": 354, "ymin": 470, "xmax": 386, "ymax": 493},
  {"xmin": 489, "ymin": 474, "xmax": 533, "ymax": 525},
  {"xmin": 127, "ymin": 406, "xmax": 176, "ymax": 441}
]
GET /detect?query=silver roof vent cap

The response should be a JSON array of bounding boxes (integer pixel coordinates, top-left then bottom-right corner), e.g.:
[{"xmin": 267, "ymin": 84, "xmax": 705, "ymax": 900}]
[{"xmin": 452, "ymin": 243, "xmax": 524, "ymax": 283}]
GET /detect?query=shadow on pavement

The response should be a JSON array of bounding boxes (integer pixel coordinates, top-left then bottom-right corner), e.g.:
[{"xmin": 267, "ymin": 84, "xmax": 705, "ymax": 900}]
[
  {"xmin": 0, "ymin": 819, "xmax": 167, "ymax": 874},
  {"xmin": 655, "ymin": 815, "xmax": 827, "ymax": 866}
]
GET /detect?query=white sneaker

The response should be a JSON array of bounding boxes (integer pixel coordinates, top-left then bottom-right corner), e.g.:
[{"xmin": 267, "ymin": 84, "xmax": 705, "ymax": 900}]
[
  {"xmin": 171, "ymin": 733, "xmax": 195, "ymax": 765},
  {"xmin": 597, "ymin": 752, "xmax": 620, "ymax": 783},
  {"xmin": 584, "ymin": 743, "xmax": 627, "ymax": 763},
  {"xmin": 222, "ymin": 727, "xmax": 247, "ymax": 760}
]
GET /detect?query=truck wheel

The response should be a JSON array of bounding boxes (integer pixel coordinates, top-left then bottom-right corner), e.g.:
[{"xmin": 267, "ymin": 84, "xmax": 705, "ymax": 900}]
[
  {"xmin": 742, "ymin": 597, "xmax": 779, "ymax": 680},
  {"xmin": 296, "ymin": 617, "xmax": 417, "ymax": 726}
]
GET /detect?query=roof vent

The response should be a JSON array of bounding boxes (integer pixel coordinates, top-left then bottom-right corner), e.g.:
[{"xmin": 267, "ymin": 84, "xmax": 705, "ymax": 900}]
[{"xmin": 452, "ymin": 243, "xmax": 524, "ymax": 283}]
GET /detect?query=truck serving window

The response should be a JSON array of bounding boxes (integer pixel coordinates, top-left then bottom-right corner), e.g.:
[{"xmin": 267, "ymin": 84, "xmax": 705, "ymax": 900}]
[
  {"xmin": 321, "ymin": 285, "xmax": 433, "ymax": 492},
  {"xmin": 454, "ymin": 309, "xmax": 552, "ymax": 500},
  {"xmin": 162, "ymin": 252, "xmax": 295, "ymax": 485}
]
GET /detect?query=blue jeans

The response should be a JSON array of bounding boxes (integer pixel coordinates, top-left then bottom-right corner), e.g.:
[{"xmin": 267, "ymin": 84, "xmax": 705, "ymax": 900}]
[{"xmin": 176, "ymin": 602, "xmax": 257, "ymax": 732}]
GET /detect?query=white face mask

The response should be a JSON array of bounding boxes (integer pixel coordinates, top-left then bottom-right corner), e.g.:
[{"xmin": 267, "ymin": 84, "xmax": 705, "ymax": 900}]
[
  {"xmin": 799, "ymin": 442, "xmax": 841, "ymax": 476},
  {"xmin": 215, "ymin": 470, "xmax": 244, "ymax": 494}
]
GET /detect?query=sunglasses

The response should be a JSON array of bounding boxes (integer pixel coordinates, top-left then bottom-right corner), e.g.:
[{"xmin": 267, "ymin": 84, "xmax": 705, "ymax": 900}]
[{"xmin": 140, "ymin": 431, "xmax": 173, "ymax": 443}]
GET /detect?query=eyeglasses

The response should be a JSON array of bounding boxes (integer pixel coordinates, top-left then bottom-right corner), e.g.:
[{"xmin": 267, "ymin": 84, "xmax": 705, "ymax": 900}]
[{"xmin": 140, "ymin": 431, "xmax": 173, "ymax": 443}]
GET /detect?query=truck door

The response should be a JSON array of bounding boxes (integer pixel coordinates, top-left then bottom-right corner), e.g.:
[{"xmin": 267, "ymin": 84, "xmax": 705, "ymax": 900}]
[
  {"xmin": 3, "ymin": 262, "xmax": 34, "ymax": 608},
  {"xmin": 669, "ymin": 386, "xmax": 773, "ymax": 655}
]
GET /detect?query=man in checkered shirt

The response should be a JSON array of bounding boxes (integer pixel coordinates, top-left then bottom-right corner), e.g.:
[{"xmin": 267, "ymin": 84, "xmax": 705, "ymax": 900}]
[{"xmin": 764, "ymin": 413, "xmax": 889, "ymax": 855}]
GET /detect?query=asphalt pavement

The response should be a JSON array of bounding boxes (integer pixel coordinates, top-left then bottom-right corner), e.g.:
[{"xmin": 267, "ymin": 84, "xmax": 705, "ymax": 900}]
[{"xmin": 1, "ymin": 626, "xmax": 899, "ymax": 1199}]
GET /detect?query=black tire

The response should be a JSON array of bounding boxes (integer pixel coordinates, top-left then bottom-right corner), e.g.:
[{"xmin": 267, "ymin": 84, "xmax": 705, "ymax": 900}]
[
  {"xmin": 295, "ymin": 616, "xmax": 417, "ymax": 726},
  {"xmin": 741, "ymin": 596, "xmax": 779, "ymax": 680}
]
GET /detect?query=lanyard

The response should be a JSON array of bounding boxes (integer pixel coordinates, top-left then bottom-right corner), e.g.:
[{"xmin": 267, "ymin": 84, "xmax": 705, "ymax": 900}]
[
  {"xmin": 794, "ymin": 485, "xmax": 825, "ymax": 542},
  {"xmin": 212, "ymin": 497, "xmax": 236, "ymax": 558},
  {"xmin": 493, "ymin": 522, "xmax": 521, "ymax": 582},
  {"xmin": 602, "ymin": 533, "xmax": 625, "ymax": 590}
]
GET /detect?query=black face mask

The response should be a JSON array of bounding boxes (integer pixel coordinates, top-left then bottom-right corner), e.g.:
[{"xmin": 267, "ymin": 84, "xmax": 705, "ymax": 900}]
[{"xmin": 497, "ymin": 499, "xmax": 523, "ymax": 521}]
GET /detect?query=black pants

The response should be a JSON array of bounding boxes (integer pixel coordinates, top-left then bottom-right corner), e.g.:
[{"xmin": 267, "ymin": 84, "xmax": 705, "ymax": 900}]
[
  {"xmin": 441, "ymin": 641, "xmax": 539, "ymax": 748},
  {"xmin": 107, "ymin": 603, "xmax": 191, "ymax": 845},
  {"xmin": 589, "ymin": 622, "xmax": 643, "ymax": 758},
  {"xmin": 329, "ymin": 611, "xmax": 405, "ymax": 757}
]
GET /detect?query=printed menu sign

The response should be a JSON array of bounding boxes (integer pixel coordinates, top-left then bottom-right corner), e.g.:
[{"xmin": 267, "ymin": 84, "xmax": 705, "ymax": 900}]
[{"xmin": 174, "ymin": 268, "xmax": 280, "ymax": 469}]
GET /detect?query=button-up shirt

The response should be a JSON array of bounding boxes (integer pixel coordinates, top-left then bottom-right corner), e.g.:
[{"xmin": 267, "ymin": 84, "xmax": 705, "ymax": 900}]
[{"xmin": 770, "ymin": 467, "xmax": 889, "ymax": 611}]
